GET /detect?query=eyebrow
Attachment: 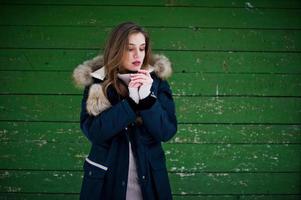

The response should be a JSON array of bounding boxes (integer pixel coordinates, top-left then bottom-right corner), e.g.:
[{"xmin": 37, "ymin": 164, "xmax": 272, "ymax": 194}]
[{"xmin": 129, "ymin": 43, "xmax": 146, "ymax": 46}]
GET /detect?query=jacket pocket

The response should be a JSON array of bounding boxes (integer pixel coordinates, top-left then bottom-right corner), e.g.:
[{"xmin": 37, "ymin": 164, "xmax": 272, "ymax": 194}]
[{"xmin": 80, "ymin": 158, "xmax": 107, "ymax": 200}]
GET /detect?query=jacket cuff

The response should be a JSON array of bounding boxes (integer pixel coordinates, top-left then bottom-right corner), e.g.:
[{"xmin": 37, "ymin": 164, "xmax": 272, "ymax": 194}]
[{"xmin": 138, "ymin": 93, "xmax": 157, "ymax": 110}]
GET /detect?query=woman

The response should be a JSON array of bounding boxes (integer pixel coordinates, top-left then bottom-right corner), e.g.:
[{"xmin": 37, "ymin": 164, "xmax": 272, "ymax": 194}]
[{"xmin": 73, "ymin": 22, "xmax": 177, "ymax": 200}]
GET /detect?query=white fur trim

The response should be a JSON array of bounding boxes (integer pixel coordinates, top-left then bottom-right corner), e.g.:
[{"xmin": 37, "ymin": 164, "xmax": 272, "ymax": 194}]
[
  {"xmin": 83, "ymin": 55, "xmax": 104, "ymax": 68},
  {"xmin": 72, "ymin": 64, "xmax": 93, "ymax": 88},
  {"xmin": 152, "ymin": 54, "xmax": 172, "ymax": 80},
  {"xmin": 86, "ymin": 84, "xmax": 111, "ymax": 116}
]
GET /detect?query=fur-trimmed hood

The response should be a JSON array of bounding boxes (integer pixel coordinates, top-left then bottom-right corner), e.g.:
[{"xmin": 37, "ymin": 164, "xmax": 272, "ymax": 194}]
[
  {"xmin": 72, "ymin": 54, "xmax": 172, "ymax": 116},
  {"xmin": 72, "ymin": 54, "xmax": 172, "ymax": 88}
]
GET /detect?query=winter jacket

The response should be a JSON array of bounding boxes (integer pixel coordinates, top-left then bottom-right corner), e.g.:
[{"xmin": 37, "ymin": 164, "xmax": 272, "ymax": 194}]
[{"xmin": 72, "ymin": 54, "xmax": 177, "ymax": 200}]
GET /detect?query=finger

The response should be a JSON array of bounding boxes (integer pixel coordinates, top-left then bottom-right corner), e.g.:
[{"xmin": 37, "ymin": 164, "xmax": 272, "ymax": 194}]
[
  {"xmin": 132, "ymin": 76, "xmax": 153, "ymax": 82},
  {"xmin": 131, "ymin": 77, "xmax": 149, "ymax": 82},
  {"xmin": 133, "ymin": 83, "xmax": 142, "ymax": 88},
  {"xmin": 134, "ymin": 83, "xmax": 142, "ymax": 87},
  {"xmin": 133, "ymin": 80, "xmax": 152, "ymax": 86},
  {"xmin": 131, "ymin": 71, "xmax": 150, "ymax": 77},
  {"xmin": 130, "ymin": 79, "xmax": 145, "ymax": 85},
  {"xmin": 131, "ymin": 78, "xmax": 151, "ymax": 84},
  {"xmin": 131, "ymin": 73, "xmax": 151, "ymax": 79},
  {"xmin": 130, "ymin": 73, "xmax": 147, "ymax": 78},
  {"xmin": 129, "ymin": 82, "xmax": 140, "ymax": 88},
  {"xmin": 137, "ymin": 69, "xmax": 149, "ymax": 74},
  {"xmin": 129, "ymin": 80, "xmax": 140, "ymax": 87},
  {"xmin": 131, "ymin": 77, "xmax": 147, "ymax": 82},
  {"xmin": 138, "ymin": 70, "xmax": 151, "ymax": 78},
  {"xmin": 136, "ymin": 70, "xmax": 152, "ymax": 79},
  {"xmin": 128, "ymin": 81, "xmax": 135, "ymax": 88}
]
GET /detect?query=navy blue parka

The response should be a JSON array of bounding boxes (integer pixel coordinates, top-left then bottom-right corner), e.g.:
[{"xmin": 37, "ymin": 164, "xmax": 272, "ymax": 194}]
[{"xmin": 73, "ymin": 54, "xmax": 177, "ymax": 200}]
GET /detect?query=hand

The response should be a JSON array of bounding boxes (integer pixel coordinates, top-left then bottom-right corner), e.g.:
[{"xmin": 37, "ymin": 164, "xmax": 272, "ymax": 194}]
[
  {"xmin": 130, "ymin": 69, "xmax": 153, "ymax": 100},
  {"xmin": 128, "ymin": 79, "xmax": 141, "ymax": 104}
]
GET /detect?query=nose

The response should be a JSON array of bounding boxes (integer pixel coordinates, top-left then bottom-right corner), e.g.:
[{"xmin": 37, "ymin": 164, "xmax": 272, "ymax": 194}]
[{"xmin": 133, "ymin": 49, "xmax": 139, "ymax": 58}]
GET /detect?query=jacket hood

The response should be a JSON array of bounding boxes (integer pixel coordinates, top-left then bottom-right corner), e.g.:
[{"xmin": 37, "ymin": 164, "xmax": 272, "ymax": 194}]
[{"xmin": 72, "ymin": 54, "xmax": 172, "ymax": 88}]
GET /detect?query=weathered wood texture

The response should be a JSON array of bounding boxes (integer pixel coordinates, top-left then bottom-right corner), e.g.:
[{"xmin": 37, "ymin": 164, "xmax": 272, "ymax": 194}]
[{"xmin": 0, "ymin": 0, "xmax": 300, "ymax": 199}]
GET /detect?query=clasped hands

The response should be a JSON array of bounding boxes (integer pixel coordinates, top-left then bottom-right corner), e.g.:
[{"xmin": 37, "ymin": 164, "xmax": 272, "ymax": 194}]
[{"xmin": 128, "ymin": 69, "xmax": 153, "ymax": 104}]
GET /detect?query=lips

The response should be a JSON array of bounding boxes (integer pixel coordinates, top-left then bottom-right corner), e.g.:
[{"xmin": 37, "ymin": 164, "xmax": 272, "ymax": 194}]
[{"xmin": 132, "ymin": 61, "xmax": 141, "ymax": 66}]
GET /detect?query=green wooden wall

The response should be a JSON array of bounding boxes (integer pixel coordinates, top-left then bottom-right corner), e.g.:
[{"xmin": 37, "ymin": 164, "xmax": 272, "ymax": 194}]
[{"xmin": 0, "ymin": 0, "xmax": 300, "ymax": 199}]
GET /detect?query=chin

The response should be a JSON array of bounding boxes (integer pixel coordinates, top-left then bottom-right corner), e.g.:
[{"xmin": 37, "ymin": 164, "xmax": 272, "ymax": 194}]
[{"xmin": 130, "ymin": 66, "xmax": 141, "ymax": 71}]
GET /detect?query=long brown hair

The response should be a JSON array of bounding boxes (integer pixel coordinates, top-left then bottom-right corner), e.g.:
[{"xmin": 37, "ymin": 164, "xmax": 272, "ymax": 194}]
[{"xmin": 102, "ymin": 22, "xmax": 153, "ymax": 97}]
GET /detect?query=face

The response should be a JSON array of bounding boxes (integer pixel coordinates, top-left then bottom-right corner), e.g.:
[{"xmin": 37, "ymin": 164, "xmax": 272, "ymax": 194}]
[{"xmin": 121, "ymin": 32, "xmax": 146, "ymax": 72}]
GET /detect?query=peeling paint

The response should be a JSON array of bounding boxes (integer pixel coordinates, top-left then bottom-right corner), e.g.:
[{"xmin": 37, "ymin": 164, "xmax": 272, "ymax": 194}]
[
  {"xmin": 176, "ymin": 172, "xmax": 195, "ymax": 177},
  {"xmin": 4, "ymin": 186, "xmax": 21, "ymax": 192}
]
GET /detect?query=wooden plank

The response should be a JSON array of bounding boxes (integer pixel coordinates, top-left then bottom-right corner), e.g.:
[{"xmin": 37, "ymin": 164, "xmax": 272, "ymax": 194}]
[
  {"xmin": 0, "ymin": 193, "xmax": 300, "ymax": 200},
  {"xmin": 0, "ymin": 122, "xmax": 85, "ymax": 143},
  {"xmin": 173, "ymin": 124, "xmax": 301, "ymax": 144},
  {"xmin": 170, "ymin": 172, "xmax": 301, "ymax": 194},
  {"xmin": 239, "ymin": 195, "xmax": 301, "ymax": 200},
  {"xmin": 1, "ymin": 50, "xmax": 301, "ymax": 74},
  {"xmin": 0, "ymin": 193, "xmax": 299, "ymax": 200},
  {"xmin": 169, "ymin": 73, "xmax": 301, "ymax": 96},
  {"xmin": 0, "ymin": 5, "xmax": 300, "ymax": 28},
  {"xmin": 0, "ymin": 194, "xmax": 78, "ymax": 200},
  {"xmin": 0, "ymin": 71, "xmax": 300, "ymax": 96},
  {"xmin": 164, "ymin": 144, "xmax": 301, "ymax": 172},
  {"xmin": 1, "ymin": 122, "xmax": 299, "ymax": 144},
  {"xmin": 0, "ymin": 95, "xmax": 300, "ymax": 123},
  {"xmin": 0, "ymin": 0, "xmax": 300, "ymax": 8},
  {"xmin": 0, "ymin": 27, "xmax": 300, "ymax": 51},
  {"xmin": 1, "ymin": 142, "xmax": 300, "ymax": 172},
  {"xmin": 0, "ymin": 170, "xmax": 299, "ymax": 194},
  {"xmin": 175, "ymin": 96, "xmax": 301, "ymax": 123}
]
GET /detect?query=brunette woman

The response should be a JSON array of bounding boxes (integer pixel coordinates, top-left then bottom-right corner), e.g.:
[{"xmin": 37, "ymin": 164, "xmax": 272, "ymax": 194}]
[{"xmin": 73, "ymin": 21, "xmax": 177, "ymax": 200}]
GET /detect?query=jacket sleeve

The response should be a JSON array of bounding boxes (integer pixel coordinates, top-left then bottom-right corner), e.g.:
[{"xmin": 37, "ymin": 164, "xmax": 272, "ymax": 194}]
[
  {"xmin": 139, "ymin": 80, "xmax": 177, "ymax": 142},
  {"xmin": 80, "ymin": 86, "xmax": 137, "ymax": 144}
]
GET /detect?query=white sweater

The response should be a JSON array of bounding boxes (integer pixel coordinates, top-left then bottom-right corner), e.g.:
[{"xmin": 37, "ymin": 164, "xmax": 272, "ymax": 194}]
[
  {"xmin": 117, "ymin": 73, "xmax": 143, "ymax": 200},
  {"xmin": 126, "ymin": 142, "xmax": 143, "ymax": 200}
]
